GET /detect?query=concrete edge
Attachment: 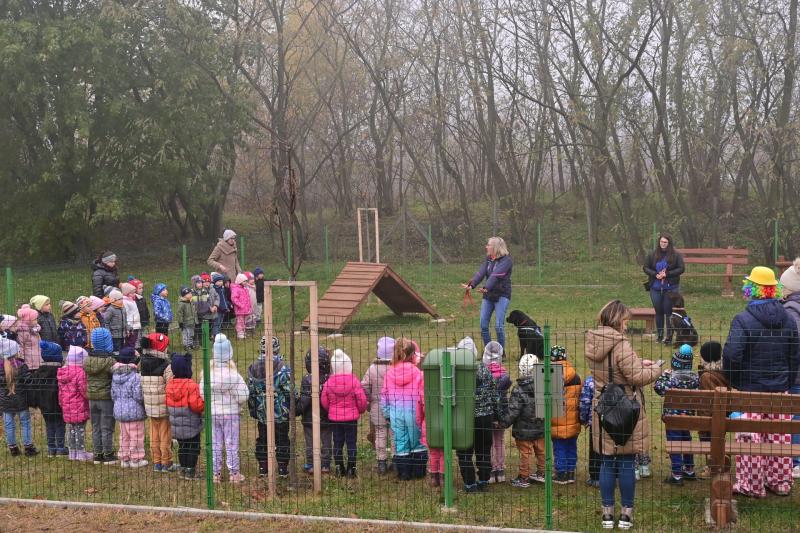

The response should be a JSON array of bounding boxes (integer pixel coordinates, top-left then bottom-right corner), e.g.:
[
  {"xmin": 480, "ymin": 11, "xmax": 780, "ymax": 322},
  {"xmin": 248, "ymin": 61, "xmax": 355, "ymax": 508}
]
[{"xmin": 0, "ymin": 497, "xmax": 573, "ymax": 533}]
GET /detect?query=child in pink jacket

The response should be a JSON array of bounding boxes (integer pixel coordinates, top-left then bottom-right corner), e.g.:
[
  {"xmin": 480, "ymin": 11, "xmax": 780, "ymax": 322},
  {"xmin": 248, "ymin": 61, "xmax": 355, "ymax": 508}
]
[
  {"xmin": 57, "ymin": 346, "xmax": 92, "ymax": 460},
  {"xmin": 230, "ymin": 274, "xmax": 252, "ymax": 340},
  {"xmin": 16, "ymin": 305, "xmax": 42, "ymax": 371},
  {"xmin": 321, "ymin": 349, "xmax": 367, "ymax": 478}
]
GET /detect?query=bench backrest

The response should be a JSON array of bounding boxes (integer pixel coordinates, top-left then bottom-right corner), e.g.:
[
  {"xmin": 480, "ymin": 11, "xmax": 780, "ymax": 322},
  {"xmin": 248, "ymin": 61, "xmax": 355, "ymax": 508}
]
[{"xmin": 677, "ymin": 248, "xmax": 749, "ymax": 265}]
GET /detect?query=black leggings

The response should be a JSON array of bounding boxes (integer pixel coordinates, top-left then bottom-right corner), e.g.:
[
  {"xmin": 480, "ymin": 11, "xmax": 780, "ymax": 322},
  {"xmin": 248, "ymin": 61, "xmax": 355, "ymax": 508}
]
[
  {"xmin": 457, "ymin": 415, "xmax": 493, "ymax": 485},
  {"xmin": 177, "ymin": 434, "xmax": 201, "ymax": 468},
  {"xmin": 255, "ymin": 421, "xmax": 290, "ymax": 467},
  {"xmin": 332, "ymin": 420, "xmax": 358, "ymax": 468}
]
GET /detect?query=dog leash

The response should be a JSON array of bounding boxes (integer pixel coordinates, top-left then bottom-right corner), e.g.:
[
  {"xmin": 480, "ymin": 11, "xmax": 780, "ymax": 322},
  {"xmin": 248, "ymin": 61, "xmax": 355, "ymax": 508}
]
[{"xmin": 462, "ymin": 287, "xmax": 477, "ymax": 314}]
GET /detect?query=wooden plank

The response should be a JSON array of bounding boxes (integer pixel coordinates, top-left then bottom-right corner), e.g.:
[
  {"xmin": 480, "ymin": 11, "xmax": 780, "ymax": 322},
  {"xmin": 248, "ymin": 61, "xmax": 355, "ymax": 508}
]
[
  {"xmin": 725, "ymin": 391, "xmax": 800, "ymax": 414},
  {"xmin": 662, "ymin": 415, "xmax": 712, "ymax": 431},
  {"xmin": 726, "ymin": 419, "xmax": 800, "ymax": 434},
  {"xmin": 682, "ymin": 257, "xmax": 749, "ymax": 264},
  {"xmin": 315, "ymin": 293, "xmax": 364, "ymax": 302},
  {"xmin": 666, "ymin": 441, "xmax": 800, "ymax": 456},
  {"xmin": 681, "ymin": 272, "xmax": 748, "ymax": 276},
  {"xmin": 678, "ymin": 248, "xmax": 749, "ymax": 255},
  {"xmin": 663, "ymin": 390, "xmax": 716, "ymax": 409}
]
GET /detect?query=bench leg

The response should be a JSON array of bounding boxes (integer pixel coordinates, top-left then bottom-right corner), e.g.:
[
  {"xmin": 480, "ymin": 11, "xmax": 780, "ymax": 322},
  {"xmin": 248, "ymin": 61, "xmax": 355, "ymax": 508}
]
[
  {"xmin": 710, "ymin": 472, "xmax": 736, "ymax": 527},
  {"xmin": 644, "ymin": 317, "xmax": 655, "ymax": 334}
]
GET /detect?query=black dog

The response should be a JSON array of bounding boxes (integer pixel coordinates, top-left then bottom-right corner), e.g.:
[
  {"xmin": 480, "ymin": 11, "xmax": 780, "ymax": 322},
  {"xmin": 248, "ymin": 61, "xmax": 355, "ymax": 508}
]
[{"xmin": 506, "ymin": 310, "xmax": 544, "ymax": 358}]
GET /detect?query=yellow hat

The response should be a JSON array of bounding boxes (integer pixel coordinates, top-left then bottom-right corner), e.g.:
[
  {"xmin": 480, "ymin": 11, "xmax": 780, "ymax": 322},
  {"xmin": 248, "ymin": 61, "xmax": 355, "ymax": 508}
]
[{"xmin": 745, "ymin": 266, "xmax": 778, "ymax": 286}]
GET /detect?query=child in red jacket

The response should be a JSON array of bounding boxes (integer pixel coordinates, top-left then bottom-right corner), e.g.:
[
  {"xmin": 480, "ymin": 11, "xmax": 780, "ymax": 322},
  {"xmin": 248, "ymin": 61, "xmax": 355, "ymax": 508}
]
[
  {"xmin": 321, "ymin": 349, "xmax": 367, "ymax": 478},
  {"xmin": 166, "ymin": 353, "xmax": 205, "ymax": 480}
]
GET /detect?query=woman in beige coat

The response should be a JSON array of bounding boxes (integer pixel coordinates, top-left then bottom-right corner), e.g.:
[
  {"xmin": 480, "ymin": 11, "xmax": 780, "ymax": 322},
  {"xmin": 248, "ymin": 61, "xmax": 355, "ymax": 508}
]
[
  {"xmin": 585, "ymin": 300, "xmax": 662, "ymax": 530},
  {"xmin": 207, "ymin": 229, "xmax": 242, "ymax": 279}
]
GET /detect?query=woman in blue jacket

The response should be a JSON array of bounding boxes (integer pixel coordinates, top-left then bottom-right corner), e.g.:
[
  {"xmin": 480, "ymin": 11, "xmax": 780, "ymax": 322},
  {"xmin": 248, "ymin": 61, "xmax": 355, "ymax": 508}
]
[
  {"xmin": 463, "ymin": 237, "xmax": 513, "ymax": 349},
  {"xmin": 723, "ymin": 266, "xmax": 800, "ymax": 497}
]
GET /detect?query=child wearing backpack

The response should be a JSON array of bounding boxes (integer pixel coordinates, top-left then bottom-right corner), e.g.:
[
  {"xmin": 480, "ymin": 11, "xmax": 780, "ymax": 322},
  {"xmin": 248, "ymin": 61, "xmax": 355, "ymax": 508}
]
[
  {"xmin": 58, "ymin": 346, "xmax": 92, "ymax": 461},
  {"xmin": 248, "ymin": 336, "xmax": 293, "ymax": 478},
  {"xmin": 666, "ymin": 292, "xmax": 698, "ymax": 348},
  {"xmin": 166, "ymin": 353, "xmax": 205, "ymax": 480},
  {"xmin": 654, "ymin": 344, "xmax": 700, "ymax": 485},
  {"xmin": 0, "ymin": 338, "xmax": 37, "ymax": 457},
  {"xmin": 298, "ymin": 346, "xmax": 333, "ymax": 474},
  {"xmin": 37, "ymin": 341, "xmax": 68, "ymax": 456},
  {"xmin": 500, "ymin": 354, "xmax": 545, "ymax": 487},
  {"xmin": 483, "ymin": 341, "xmax": 512, "ymax": 483},
  {"xmin": 111, "ymin": 347, "xmax": 148, "ymax": 468},
  {"xmin": 550, "ymin": 345, "xmax": 582, "ymax": 485}
]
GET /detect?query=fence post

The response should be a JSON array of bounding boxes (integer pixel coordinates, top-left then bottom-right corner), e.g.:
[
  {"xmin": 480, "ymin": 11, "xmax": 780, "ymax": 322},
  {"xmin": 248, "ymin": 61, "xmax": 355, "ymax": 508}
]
[
  {"xmin": 428, "ymin": 224, "xmax": 432, "ymax": 286},
  {"xmin": 201, "ymin": 321, "xmax": 215, "ymax": 509},
  {"xmin": 774, "ymin": 219, "xmax": 779, "ymax": 265},
  {"xmin": 537, "ymin": 223, "xmax": 542, "ymax": 285},
  {"xmin": 652, "ymin": 223, "xmax": 658, "ymax": 251},
  {"xmin": 287, "ymin": 230, "xmax": 292, "ymax": 272},
  {"xmin": 543, "ymin": 325, "xmax": 553, "ymax": 530},
  {"xmin": 5, "ymin": 267, "xmax": 12, "ymax": 312},
  {"xmin": 324, "ymin": 225, "xmax": 330, "ymax": 278},
  {"xmin": 240, "ymin": 236, "xmax": 246, "ymax": 267},
  {"xmin": 181, "ymin": 244, "xmax": 188, "ymax": 286},
  {"xmin": 441, "ymin": 349, "xmax": 454, "ymax": 508}
]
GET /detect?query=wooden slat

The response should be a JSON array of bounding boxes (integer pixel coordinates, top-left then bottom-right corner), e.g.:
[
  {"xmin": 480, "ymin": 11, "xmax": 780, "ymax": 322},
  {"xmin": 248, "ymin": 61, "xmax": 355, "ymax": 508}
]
[
  {"xmin": 666, "ymin": 441, "xmax": 800, "ymax": 457},
  {"xmin": 682, "ymin": 272, "xmax": 748, "ymax": 276},
  {"xmin": 663, "ymin": 390, "xmax": 716, "ymax": 409},
  {"xmin": 662, "ymin": 415, "xmax": 712, "ymax": 431},
  {"xmin": 678, "ymin": 248, "xmax": 749, "ymax": 255},
  {"xmin": 726, "ymin": 419, "xmax": 800, "ymax": 434},
  {"xmin": 313, "ymin": 293, "xmax": 364, "ymax": 302},
  {"xmin": 682, "ymin": 257, "xmax": 749, "ymax": 265},
  {"xmin": 725, "ymin": 391, "xmax": 800, "ymax": 414}
]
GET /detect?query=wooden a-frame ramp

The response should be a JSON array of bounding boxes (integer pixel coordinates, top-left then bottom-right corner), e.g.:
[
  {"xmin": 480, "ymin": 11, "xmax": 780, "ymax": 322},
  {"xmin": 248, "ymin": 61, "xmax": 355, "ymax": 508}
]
[{"xmin": 303, "ymin": 262, "xmax": 439, "ymax": 332}]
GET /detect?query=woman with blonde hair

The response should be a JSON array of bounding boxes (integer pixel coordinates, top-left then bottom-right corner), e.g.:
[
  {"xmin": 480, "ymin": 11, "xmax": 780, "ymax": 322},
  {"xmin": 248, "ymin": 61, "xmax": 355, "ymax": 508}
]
[
  {"xmin": 585, "ymin": 300, "xmax": 662, "ymax": 530},
  {"xmin": 462, "ymin": 236, "xmax": 513, "ymax": 350}
]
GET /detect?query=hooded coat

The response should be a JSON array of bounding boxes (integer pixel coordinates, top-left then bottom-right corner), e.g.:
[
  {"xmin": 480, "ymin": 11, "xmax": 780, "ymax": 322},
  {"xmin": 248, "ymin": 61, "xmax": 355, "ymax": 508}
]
[
  {"xmin": 92, "ymin": 260, "xmax": 119, "ymax": 298},
  {"xmin": 247, "ymin": 356, "xmax": 294, "ymax": 424},
  {"xmin": 33, "ymin": 358, "xmax": 63, "ymax": 419},
  {"xmin": 199, "ymin": 363, "xmax": 249, "ymax": 416},
  {"xmin": 84, "ymin": 351, "xmax": 115, "ymax": 400},
  {"xmin": 500, "ymin": 376, "xmax": 544, "ymax": 441},
  {"xmin": 380, "ymin": 361, "xmax": 425, "ymax": 455},
  {"xmin": 550, "ymin": 359, "xmax": 582, "ymax": 439},
  {"xmin": 111, "ymin": 364, "xmax": 146, "ymax": 422},
  {"xmin": 0, "ymin": 359, "xmax": 30, "ymax": 413},
  {"xmin": 139, "ymin": 349, "xmax": 173, "ymax": 418},
  {"xmin": 322, "ymin": 367, "xmax": 367, "ymax": 423},
  {"xmin": 362, "ymin": 359, "xmax": 393, "ymax": 425},
  {"xmin": 207, "ymin": 239, "xmax": 242, "ymax": 278},
  {"xmin": 299, "ymin": 350, "xmax": 331, "ymax": 426},
  {"xmin": 15, "ymin": 321, "xmax": 42, "ymax": 371},
  {"xmin": 151, "ymin": 285, "xmax": 173, "ymax": 324},
  {"xmin": 37, "ymin": 312, "xmax": 59, "ymax": 344},
  {"xmin": 723, "ymin": 299, "xmax": 800, "ymax": 392},
  {"xmin": 230, "ymin": 283, "xmax": 252, "ymax": 316},
  {"xmin": 166, "ymin": 378, "xmax": 204, "ymax": 440},
  {"xmin": 585, "ymin": 326, "xmax": 662, "ymax": 456},
  {"xmin": 58, "ymin": 364, "xmax": 89, "ymax": 424}
]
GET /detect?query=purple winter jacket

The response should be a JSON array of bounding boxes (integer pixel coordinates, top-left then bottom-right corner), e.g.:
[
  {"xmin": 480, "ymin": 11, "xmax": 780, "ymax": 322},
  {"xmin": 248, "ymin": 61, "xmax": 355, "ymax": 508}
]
[
  {"xmin": 111, "ymin": 363, "xmax": 146, "ymax": 422},
  {"xmin": 469, "ymin": 255, "xmax": 513, "ymax": 302}
]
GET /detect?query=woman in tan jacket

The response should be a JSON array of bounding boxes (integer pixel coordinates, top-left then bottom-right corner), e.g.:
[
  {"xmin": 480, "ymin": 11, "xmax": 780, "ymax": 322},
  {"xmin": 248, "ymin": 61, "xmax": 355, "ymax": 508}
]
[
  {"xmin": 585, "ymin": 300, "xmax": 662, "ymax": 530},
  {"xmin": 207, "ymin": 229, "xmax": 242, "ymax": 279}
]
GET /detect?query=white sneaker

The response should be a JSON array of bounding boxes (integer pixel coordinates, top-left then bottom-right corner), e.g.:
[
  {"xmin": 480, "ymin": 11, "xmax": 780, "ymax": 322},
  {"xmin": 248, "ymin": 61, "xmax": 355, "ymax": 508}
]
[
  {"xmin": 634, "ymin": 466, "xmax": 641, "ymax": 481},
  {"xmin": 120, "ymin": 460, "xmax": 130, "ymax": 468},
  {"xmin": 130, "ymin": 459, "xmax": 149, "ymax": 468},
  {"xmin": 792, "ymin": 466, "xmax": 800, "ymax": 479},
  {"xmin": 640, "ymin": 464, "xmax": 651, "ymax": 478}
]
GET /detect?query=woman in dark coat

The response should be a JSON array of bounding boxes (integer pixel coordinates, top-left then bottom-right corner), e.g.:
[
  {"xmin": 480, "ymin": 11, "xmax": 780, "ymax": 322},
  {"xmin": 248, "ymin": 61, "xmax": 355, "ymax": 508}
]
[
  {"xmin": 462, "ymin": 237, "xmax": 513, "ymax": 350},
  {"xmin": 643, "ymin": 234, "xmax": 685, "ymax": 344},
  {"xmin": 92, "ymin": 252, "xmax": 120, "ymax": 298},
  {"xmin": 723, "ymin": 266, "xmax": 800, "ymax": 497}
]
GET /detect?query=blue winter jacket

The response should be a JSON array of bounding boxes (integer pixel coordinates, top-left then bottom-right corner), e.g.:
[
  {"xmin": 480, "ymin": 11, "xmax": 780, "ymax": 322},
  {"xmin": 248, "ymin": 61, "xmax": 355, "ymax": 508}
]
[
  {"xmin": 151, "ymin": 284, "xmax": 173, "ymax": 323},
  {"xmin": 111, "ymin": 364, "xmax": 146, "ymax": 422},
  {"xmin": 722, "ymin": 299, "xmax": 800, "ymax": 392},
  {"xmin": 469, "ymin": 255, "xmax": 513, "ymax": 302},
  {"xmin": 213, "ymin": 284, "xmax": 229, "ymax": 312},
  {"xmin": 578, "ymin": 376, "xmax": 594, "ymax": 426}
]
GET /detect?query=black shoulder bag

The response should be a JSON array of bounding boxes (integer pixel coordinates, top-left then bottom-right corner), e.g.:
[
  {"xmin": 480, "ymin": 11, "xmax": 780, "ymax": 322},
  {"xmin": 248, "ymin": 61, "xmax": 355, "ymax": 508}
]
[{"xmin": 595, "ymin": 352, "xmax": 641, "ymax": 451}]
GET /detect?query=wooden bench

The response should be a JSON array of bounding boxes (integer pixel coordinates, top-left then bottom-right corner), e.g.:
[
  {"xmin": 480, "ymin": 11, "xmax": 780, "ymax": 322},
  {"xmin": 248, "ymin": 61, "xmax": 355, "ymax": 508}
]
[
  {"xmin": 776, "ymin": 255, "xmax": 794, "ymax": 276},
  {"xmin": 663, "ymin": 388, "xmax": 800, "ymax": 527},
  {"xmin": 629, "ymin": 307, "xmax": 655, "ymax": 334},
  {"xmin": 678, "ymin": 247, "xmax": 749, "ymax": 296}
]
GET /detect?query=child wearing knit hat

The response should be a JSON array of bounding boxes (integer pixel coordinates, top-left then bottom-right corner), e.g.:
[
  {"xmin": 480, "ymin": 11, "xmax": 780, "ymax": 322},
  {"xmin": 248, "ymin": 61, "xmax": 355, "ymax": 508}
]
[
  {"xmin": 16, "ymin": 304, "xmax": 42, "ymax": 371},
  {"xmin": 151, "ymin": 284, "xmax": 172, "ymax": 335},
  {"xmin": 57, "ymin": 300, "xmax": 87, "ymax": 351},
  {"xmin": 483, "ymin": 341, "xmax": 512, "ymax": 484},
  {"xmin": 101, "ymin": 289, "xmax": 127, "ymax": 352},
  {"xmin": 244, "ymin": 272, "xmax": 257, "ymax": 334},
  {"xmin": 76, "ymin": 296, "xmax": 102, "ymax": 350},
  {"xmin": 128, "ymin": 278, "xmax": 151, "ymax": 331},
  {"xmin": 0, "ymin": 338, "xmax": 38, "ymax": 457},
  {"xmin": 84, "ymin": 328, "xmax": 118, "ymax": 464},
  {"xmin": 500, "ymin": 354, "xmax": 544, "ymax": 487},
  {"xmin": 139, "ymin": 333, "xmax": 175, "ymax": 472},
  {"xmin": 654, "ymin": 344, "xmax": 700, "ymax": 485},
  {"xmin": 323, "ymin": 348, "xmax": 368, "ymax": 478},
  {"xmin": 30, "ymin": 295, "xmax": 58, "ymax": 344},
  {"xmin": 362, "ymin": 336, "xmax": 396, "ymax": 474},
  {"xmin": 166, "ymin": 353, "xmax": 205, "ymax": 479},
  {"xmin": 230, "ymin": 274, "xmax": 252, "ymax": 340},
  {"xmin": 111, "ymin": 347, "xmax": 148, "ymax": 468},
  {"xmin": 58, "ymin": 346, "xmax": 92, "ymax": 460},
  {"xmin": 199, "ymin": 334, "xmax": 249, "ymax": 483},
  {"xmin": 38, "ymin": 341, "xmax": 68, "ymax": 457},
  {"xmin": 119, "ymin": 283, "xmax": 141, "ymax": 350},
  {"xmin": 176, "ymin": 286, "xmax": 198, "ymax": 351}
]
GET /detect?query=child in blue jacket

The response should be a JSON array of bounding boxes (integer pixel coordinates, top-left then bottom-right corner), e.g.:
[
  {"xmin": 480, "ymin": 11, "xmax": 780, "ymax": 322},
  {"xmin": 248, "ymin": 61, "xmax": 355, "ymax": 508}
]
[{"xmin": 579, "ymin": 375, "xmax": 599, "ymax": 487}]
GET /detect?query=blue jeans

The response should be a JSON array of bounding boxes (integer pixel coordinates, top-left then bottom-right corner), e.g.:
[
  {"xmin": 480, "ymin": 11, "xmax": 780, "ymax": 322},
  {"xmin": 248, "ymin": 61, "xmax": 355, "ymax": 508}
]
[
  {"xmin": 790, "ymin": 385, "xmax": 800, "ymax": 468},
  {"xmin": 44, "ymin": 415, "xmax": 67, "ymax": 453},
  {"xmin": 479, "ymin": 296, "xmax": 510, "ymax": 349},
  {"xmin": 649, "ymin": 287, "xmax": 676, "ymax": 339},
  {"xmin": 553, "ymin": 436, "xmax": 578, "ymax": 473},
  {"xmin": 212, "ymin": 314, "xmax": 223, "ymax": 338},
  {"xmin": 666, "ymin": 429, "xmax": 694, "ymax": 476},
  {"xmin": 600, "ymin": 454, "xmax": 636, "ymax": 508},
  {"xmin": 3, "ymin": 410, "xmax": 33, "ymax": 447}
]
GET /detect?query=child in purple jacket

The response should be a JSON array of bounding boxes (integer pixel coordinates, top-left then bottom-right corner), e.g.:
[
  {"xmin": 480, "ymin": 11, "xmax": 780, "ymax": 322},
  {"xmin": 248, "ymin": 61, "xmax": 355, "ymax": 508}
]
[{"xmin": 111, "ymin": 347, "xmax": 147, "ymax": 468}]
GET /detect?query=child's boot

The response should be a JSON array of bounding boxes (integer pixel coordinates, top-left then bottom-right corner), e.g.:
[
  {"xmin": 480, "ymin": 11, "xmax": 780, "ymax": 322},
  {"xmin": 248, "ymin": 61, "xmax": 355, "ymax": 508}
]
[
  {"xmin": 496, "ymin": 469, "xmax": 506, "ymax": 483},
  {"xmin": 68, "ymin": 449, "xmax": 77, "ymax": 460},
  {"xmin": 24, "ymin": 444, "xmax": 39, "ymax": 457},
  {"xmin": 346, "ymin": 465, "xmax": 357, "ymax": 479},
  {"xmin": 335, "ymin": 463, "xmax": 346, "ymax": 477},
  {"xmin": 429, "ymin": 472, "xmax": 441, "ymax": 487},
  {"xmin": 601, "ymin": 506, "xmax": 615, "ymax": 529},
  {"xmin": 8, "ymin": 445, "xmax": 20, "ymax": 457},
  {"xmin": 377, "ymin": 459, "xmax": 388, "ymax": 474},
  {"xmin": 618, "ymin": 507, "xmax": 633, "ymax": 530},
  {"xmin": 414, "ymin": 450, "xmax": 428, "ymax": 479},
  {"xmin": 259, "ymin": 461, "xmax": 269, "ymax": 478},
  {"xmin": 76, "ymin": 450, "xmax": 93, "ymax": 461}
]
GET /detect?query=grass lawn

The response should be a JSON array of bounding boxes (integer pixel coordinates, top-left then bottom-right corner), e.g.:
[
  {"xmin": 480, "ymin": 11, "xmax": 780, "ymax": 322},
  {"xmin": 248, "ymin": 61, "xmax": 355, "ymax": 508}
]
[{"xmin": 1, "ymin": 258, "xmax": 796, "ymax": 532}]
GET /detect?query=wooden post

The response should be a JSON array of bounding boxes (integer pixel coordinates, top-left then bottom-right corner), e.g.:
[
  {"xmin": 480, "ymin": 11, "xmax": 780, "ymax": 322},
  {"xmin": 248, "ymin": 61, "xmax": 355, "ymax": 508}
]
[
  {"xmin": 709, "ymin": 387, "xmax": 733, "ymax": 527},
  {"xmin": 309, "ymin": 284, "xmax": 322, "ymax": 493},
  {"xmin": 263, "ymin": 285, "xmax": 278, "ymax": 497},
  {"xmin": 373, "ymin": 209, "xmax": 380, "ymax": 263},
  {"xmin": 723, "ymin": 246, "xmax": 734, "ymax": 297},
  {"xmin": 357, "ymin": 210, "xmax": 364, "ymax": 262}
]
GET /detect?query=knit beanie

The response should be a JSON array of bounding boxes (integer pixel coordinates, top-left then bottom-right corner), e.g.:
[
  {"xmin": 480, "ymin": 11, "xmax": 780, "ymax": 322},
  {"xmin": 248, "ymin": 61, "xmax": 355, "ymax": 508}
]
[
  {"xmin": 39, "ymin": 340, "xmax": 63, "ymax": 363},
  {"xmin": 117, "ymin": 347, "xmax": 137, "ymax": 364},
  {"xmin": 66, "ymin": 346, "xmax": 88, "ymax": 366},
  {"xmin": 254, "ymin": 267, "xmax": 264, "ymax": 277},
  {"xmin": 456, "ymin": 336, "xmax": 478, "ymax": 358},
  {"xmin": 0, "ymin": 314, "xmax": 17, "ymax": 330},
  {"xmin": 211, "ymin": 272, "xmax": 224, "ymax": 283},
  {"xmin": 17, "ymin": 304, "xmax": 38, "ymax": 322},
  {"xmin": 119, "ymin": 283, "xmax": 136, "ymax": 296},
  {"xmin": 672, "ymin": 344, "xmax": 694, "ymax": 370},
  {"xmin": 180, "ymin": 286, "xmax": 192, "ymax": 297},
  {"xmin": 89, "ymin": 296, "xmax": 105, "ymax": 311},
  {"xmin": 129, "ymin": 278, "xmax": 143, "ymax": 290},
  {"xmin": 200, "ymin": 273, "xmax": 212, "ymax": 282},
  {"xmin": 519, "ymin": 354, "xmax": 539, "ymax": 378},
  {"xmin": 107, "ymin": 289, "xmax": 124, "ymax": 303},
  {"xmin": 550, "ymin": 345, "xmax": 567, "ymax": 362},
  {"xmin": 482, "ymin": 341, "xmax": 504, "ymax": 366},
  {"xmin": 146, "ymin": 333, "xmax": 169, "ymax": 353},
  {"xmin": 234, "ymin": 273, "xmax": 248, "ymax": 285},
  {"xmin": 377, "ymin": 337, "xmax": 395, "ymax": 360},
  {"xmin": 700, "ymin": 341, "xmax": 722, "ymax": 364},
  {"xmin": 103, "ymin": 286, "xmax": 114, "ymax": 297},
  {"xmin": 190, "ymin": 275, "xmax": 201, "ymax": 286},
  {"xmin": 331, "ymin": 349, "xmax": 353, "ymax": 375},
  {"xmin": 101, "ymin": 252, "xmax": 117, "ymax": 263},
  {"xmin": 213, "ymin": 333, "xmax": 233, "ymax": 363},
  {"xmin": 29, "ymin": 295, "xmax": 50, "ymax": 312},
  {"xmin": 222, "ymin": 229, "xmax": 237, "ymax": 241},
  {"xmin": 170, "ymin": 353, "xmax": 193, "ymax": 379},
  {"xmin": 60, "ymin": 300, "xmax": 79, "ymax": 317},
  {"xmin": 0, "ymin": 338, "xmax": 20, "ymax": 359},
  {"xmin": 75, "ymin": 296, "xmax": 90, "ymax": 311},
  {"xmin": 91, "ymin": 328, "xmax": 114, "ymax": 353},
  {"xmin": 780, "ymin": 261, "xmax": 800, "ymax": 296}
]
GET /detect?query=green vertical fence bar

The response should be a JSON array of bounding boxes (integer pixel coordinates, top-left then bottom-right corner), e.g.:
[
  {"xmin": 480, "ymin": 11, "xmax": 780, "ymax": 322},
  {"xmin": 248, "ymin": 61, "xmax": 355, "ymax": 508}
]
[
  {"xmin": 428, "ymin": 224, "xmax": 432, "ymax": 286},
  {"xmin": 181, "ymin": 244, "xmax": 188, "ymax": 286},
  {"xmin": 5, "ymin": 267, "xmax": 12, "ymax": 312},
  {"xmin": 324, "ymin": 225, "xmax": 330, "ymax": 278},
  {"xmin": 201, "ymin": 321, "xmax": 214, "ymax": 509},
  {"xmin": 537, "ymin": 223, "xmax": 542, "ymax": 284},
  {"xmin": 239, "ymin": 236, "xmax": 246, "ymax": 267},
  {"xmin": 441, "ymin": 349, "xmax": 454, "ymax": 508},
  {"xmin": 543, "ymin": 325, "xmax": 553, "ymax": 530}
]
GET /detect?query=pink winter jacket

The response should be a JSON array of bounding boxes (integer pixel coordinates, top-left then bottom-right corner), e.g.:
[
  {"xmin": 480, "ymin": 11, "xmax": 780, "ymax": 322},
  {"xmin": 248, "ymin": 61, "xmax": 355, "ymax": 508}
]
[
  {"xmin": 16, "ymin": 321, "xmax": 42, "ymax": 370},
  {"xmin": 321, "ymin": 373, "xmax": 368, "ymax": 422},
  {"xmin": 57, "ymin": 365, "xmax": 90, "ymax": 424},
  {"xmin": 230, "ymin": 284, "xmax": 252, "ymax": 316}
]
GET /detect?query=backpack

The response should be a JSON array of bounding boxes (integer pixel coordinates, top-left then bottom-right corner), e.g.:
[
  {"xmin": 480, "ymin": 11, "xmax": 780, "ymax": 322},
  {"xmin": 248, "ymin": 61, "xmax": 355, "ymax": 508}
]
[
  {"xmin": 594, "ymin": 352, "xmax": 640, "ymax": 450},
  {"xmin": 59, "ymin": 319, "xmax": 87, "ymax": 350}
]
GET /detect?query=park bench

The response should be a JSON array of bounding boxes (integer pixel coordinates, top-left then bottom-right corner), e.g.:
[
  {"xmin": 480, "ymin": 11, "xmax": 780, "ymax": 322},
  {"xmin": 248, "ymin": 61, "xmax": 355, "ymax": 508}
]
[
  {"xmin": 776, "ymin": 255, "xmax": 793, "ymax": 275},
  {"xmin": 628, "ymin": 307, "xmax": 655, "ymax": 334},
  {"xmin": 677, "ymin": 247, "xmax": 749, "ymax": 296},
  {"xmin": 663, "ymin": 387, "xmax": 800, "ymax": 527}
]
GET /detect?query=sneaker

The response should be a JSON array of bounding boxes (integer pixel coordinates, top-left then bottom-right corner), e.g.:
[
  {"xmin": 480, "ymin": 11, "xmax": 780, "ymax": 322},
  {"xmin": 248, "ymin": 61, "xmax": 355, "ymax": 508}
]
[
  {"xmin": 8, "ymin": 445, "xmax": 20, "ymax": 457},
  {"xmin": 640, "ymin": 464, "xmax": 651, "ymax": 478},
  {"xmin": 496, "ymin": 469, "xmax": 506, "ymax": 483},
  {"xmin": 634, "ymin": 466, "xmax": 641, "ymax": 481},
  {"xmin": 618, "ymin": 514, "xmax": 633, "ymax": 529},
  {"xmin": 682, "ymin": 470, "xmax": 697, "ymax": 481},
  {"xmin": 180, "ymin": 467, "xmax": 197, "ymax": 480},
  {"xmin": 529, "ymin": 472, "xmax": 545, "ymax": 484},
  {"xmin": 120, "ymin": 460, "xmax": 131, "ymax": 468},
  {"xmin": 766, "ymin": 484, "xmax": 791, "ymax": 497},
  {"xmin": 93, "ymin": 453, "xmax": 104, "ymax": 465},
  {"xmin": 601, "ymin": 514, "xmax": 615, "ymax": 529},
  {"xmin": 76, "ymin": 451, "xmax": 93, "ymax": 461},
  {"xmin": 565, "ymin": 471, "xmax": 576, "ymax": 484},
  {"xmin": 165, "ymin": 463, "xmax": 179, "ymax": 472},
  {"xmin": 476, "ymin": 480, "xmax": 489, "ymax": 492},
  {"xmin": 56, "ymin": 448, "xmax": 70, "ymax": 456},
  {"xmin": 335, "ymin": 464, "xmax": 346, "ymax": 477},
  {"xmin": 229, "ymin": 472, "xmax": 245, "ymax": 483},
  {"xmin": 792, "ymin": 466, "xmax": 800, "ymax": 479},
  {"xmin": 47, "ymin": 450, "xmax": 57, "ymax": 458},
  {"xmin": 346, "ymin": 466, "xmax": 357, "ymax": 479},
  {"xmin": 463, "ymin": 483, "xmax": 479, "ymax": 493},
  {"xmin": 488, "ymin": 470, "xmax": 498, "ymax": 484},
  {"xmin": 278, "ymin": 465, "xmax": 289, "ymax": 478},
  {"xmin": 377, "ymin": 460, "xmax": 387, "ymax": 475},
  {"xmin": 586, "ymin": 478, "xmax": 600, "ymax": 488},
  {"xmin": 153, "ymin": 463, "xmax": 163, "ymax": 473},
  {"xmin": 102, "ymin": 453, "xmax": 118, "ymax": 465},
  {"xmin": 24, "ymin": 445, "xmax": 39, "ymax": 457},
  {"xmin": 429, "ymin": 472, "xmax": 441, "ymax": 487},
  {"xmin": 664, "ymin": 475, "xmax": 684, "ymax": 486},
  {"xmin": 510, "ymin": 476, "xmax": 530, "ymax": 488},
  {"xmin": 130, "ymin": 459, "xmax": 148, "ymax": 468},
  {"xmin": 553, "ymin": 471, "xmax": 571, "ymax": 485}
]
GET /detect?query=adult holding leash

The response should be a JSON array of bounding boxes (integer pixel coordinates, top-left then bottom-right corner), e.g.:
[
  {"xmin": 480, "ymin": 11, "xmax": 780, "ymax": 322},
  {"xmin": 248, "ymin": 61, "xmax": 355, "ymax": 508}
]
[
  {"xmin": 462, "ymin": 237, "xmax": 513, "ymax": 350},
  {"xmin": 207, "ymin": 229, "xmax": 242, "ymax": 279},
  {"xmin": 643, "ymin": 234, "xmax": 685, "ymax": 344}
]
